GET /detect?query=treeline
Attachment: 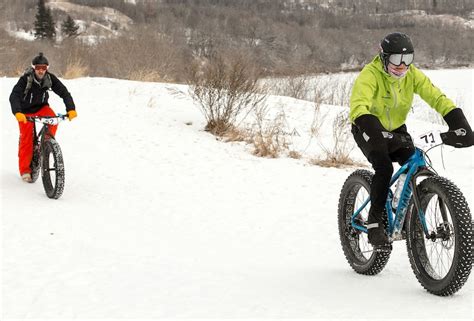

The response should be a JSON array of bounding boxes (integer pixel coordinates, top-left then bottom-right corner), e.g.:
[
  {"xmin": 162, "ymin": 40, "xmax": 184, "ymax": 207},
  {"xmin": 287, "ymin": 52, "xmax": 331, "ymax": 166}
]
[
  {"xmin": 0, "ymin": 0, "xmax": 472, "ymax": 81},
  {"xmin": 67, "ymin": 0, "xmax": 474, "ymax": 18},
  {"xmin": 71, "ymin": 0, "xmax": 474, "ymax": 74}
]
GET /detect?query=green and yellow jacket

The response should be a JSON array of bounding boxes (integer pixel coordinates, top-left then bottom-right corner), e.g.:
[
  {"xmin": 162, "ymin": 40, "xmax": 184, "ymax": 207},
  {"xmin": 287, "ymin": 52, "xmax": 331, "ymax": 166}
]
[{"xmin": 349, "ymin": 55, "xmax": 455, "ymax": 131}]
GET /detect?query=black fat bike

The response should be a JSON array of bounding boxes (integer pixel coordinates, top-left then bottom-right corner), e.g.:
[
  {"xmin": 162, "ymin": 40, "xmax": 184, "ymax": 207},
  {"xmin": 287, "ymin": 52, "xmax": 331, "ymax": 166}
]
[{"xmin": 27, "ymin": 114, "xmax": 68, "ymax": 199}]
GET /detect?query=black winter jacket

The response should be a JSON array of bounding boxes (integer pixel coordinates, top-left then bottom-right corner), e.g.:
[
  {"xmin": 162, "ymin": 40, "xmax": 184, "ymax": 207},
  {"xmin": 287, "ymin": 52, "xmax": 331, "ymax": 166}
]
[{"xmin": 9, "ymin": 71, "xmax": 76, "ymax": 115}]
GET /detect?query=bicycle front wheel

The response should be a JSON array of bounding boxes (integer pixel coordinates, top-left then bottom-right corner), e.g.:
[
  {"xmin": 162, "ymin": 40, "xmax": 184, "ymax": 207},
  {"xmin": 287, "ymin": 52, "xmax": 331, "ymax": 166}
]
[
  {"xmin": 406, "ymin": 176, "xmax": 472, "ymax": 296},
  {"xmin": 41, "ymin": 139, "xmax": 65, "ymax": 199}
]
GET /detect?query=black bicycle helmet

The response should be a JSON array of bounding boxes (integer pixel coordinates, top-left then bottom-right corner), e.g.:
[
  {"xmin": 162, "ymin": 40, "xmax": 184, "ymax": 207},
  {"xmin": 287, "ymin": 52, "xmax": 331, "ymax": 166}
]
[
  {"xmin": 380, "ymin": 32, "xmax": 414, "ymax": 71},
  {"xmin": 32, "ymin": 52, "xmax": 49, "ymax": 65}
]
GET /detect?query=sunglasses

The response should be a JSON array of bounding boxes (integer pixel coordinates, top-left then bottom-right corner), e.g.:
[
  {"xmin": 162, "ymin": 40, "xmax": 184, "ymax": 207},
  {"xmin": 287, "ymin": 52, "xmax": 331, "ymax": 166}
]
[
  {"xmin": 388, "ymin": 53, "xmax": 414, "ymax": 66},
  {"xmin": 33, "ymin": 65, "xmax": 48, "ymax": 71}
]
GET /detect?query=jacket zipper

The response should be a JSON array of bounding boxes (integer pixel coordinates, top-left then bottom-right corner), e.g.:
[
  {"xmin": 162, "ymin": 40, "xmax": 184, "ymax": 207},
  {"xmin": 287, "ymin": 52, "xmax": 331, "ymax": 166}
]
[
  {"xmin": 388, "ymin": 82, "xmax": 399, "ymax": 131},
  {"xmin": 30, "ymin": 93, "xmax": 33, "ymax": 104},
  {"xmin": 42, "ymin": 92, "xmax": 45, "ymax": 102},
  {"xmin": 385, "ymin": 106, "xmax": 391, "ymax": 131}
]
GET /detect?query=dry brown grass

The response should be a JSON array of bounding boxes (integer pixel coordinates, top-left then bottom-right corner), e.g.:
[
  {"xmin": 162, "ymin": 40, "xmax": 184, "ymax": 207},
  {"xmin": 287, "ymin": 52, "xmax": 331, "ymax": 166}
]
[
  {"xmin": 307, "ymin": 109, "xmax": 360, "ymax": 168},
  {"xmin": 222, "ymin": 126, "xmax": 250, "ymax": 143},
  {"xmin": 12, "ymin": 66, "xmax": 26, "ymax": 77},
  {"xmin": 249, "ymin": 107, "xmax": 289, "ymax": 158},
  {"xmin": 251, "ymin": 133, "xmax": 287, "ymax": 158},
  {"xmin": 309, "ymin": 101, "xmax": 329, "ymax": 141},
  {"xmin": 128, "ymin": 69, "xmax": 165, "ymax": 83},
  {"xmin": 63, "ymin": 59, "xmax": 89, "ymax": 79},
  {"xmin": 309, "ymin": 156, "xmax": 365, "ymax": 169},
  {"xmin": 288, "ymin": 150, "xmax": 302, "ymax": 159}
]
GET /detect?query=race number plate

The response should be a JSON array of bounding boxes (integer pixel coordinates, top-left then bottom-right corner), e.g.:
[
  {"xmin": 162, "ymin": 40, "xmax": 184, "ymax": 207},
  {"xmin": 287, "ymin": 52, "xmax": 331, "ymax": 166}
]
[
  {"xmin": 414, "ymin": 130, "xmax": 443, "ymax": 149},
  {"xmin": 38, "ymin": 118, "xmax": 58, "ymax": 125}
]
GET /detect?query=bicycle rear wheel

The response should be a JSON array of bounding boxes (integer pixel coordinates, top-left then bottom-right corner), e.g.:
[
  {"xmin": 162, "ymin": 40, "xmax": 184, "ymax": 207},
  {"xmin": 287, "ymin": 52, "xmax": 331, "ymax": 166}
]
[
  {"xmin": 338, "ymin": 169, "xmax": 391, "ymax": 275},
  {"xmin": 41, "ymin": 138, "xmax": 65, "ymax": 199},
  {"xmin": 406, "ymin": 176, "xmax": 472, "ymax": 296}
]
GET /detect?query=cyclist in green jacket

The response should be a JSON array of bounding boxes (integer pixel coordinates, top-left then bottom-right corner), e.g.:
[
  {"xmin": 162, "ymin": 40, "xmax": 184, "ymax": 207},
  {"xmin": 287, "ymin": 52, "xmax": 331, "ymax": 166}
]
[{"xmin": 349, "ymin": 32, "xmax": 473, "ymax": 248}]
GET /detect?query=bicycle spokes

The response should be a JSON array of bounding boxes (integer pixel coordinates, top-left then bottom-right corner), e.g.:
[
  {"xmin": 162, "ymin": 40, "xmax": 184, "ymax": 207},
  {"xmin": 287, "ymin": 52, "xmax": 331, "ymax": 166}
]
[
  {"xmin": 338, "ymin": 170, "xmax": 392, "ymax": 276},
  {"xmin": 352, "ymin": 186, "xmax": 372, "ymax": 259},
  {"xmin": 421, "ymin": 195, "xmax": 455, "ymax": 280},
  {"xmin": 406, "ymin": 176, "xmax": 473, "ymax": 295},
  {"xmin": 41, "ymin": 139, "xmax": 65, "ymax": 199}
]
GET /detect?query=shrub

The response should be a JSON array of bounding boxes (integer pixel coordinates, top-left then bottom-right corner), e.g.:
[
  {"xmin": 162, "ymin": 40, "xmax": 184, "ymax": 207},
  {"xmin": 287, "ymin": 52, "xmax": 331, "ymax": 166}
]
[
  {"xmin": 288, "ymin": 150, "xmax": 302, "ymax": 159},
  {"xmin": 249, "ymin": 105, "xmax": 288, "ymax": 158},
  {"xmin": 314, "ymin": 110, "xmax": 357, "ymax": 168},
  {"xmin": 187, "ymin": 54, "xmax": 267, "ymax": 136}
]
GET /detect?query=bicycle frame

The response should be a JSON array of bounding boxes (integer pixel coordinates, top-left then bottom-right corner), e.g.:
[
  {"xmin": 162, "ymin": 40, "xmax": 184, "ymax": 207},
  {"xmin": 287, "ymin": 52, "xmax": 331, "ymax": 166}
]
[
  {"xmin": 29, "ymin": 115, "xmax": 66, "ymax": 146},
  {"xmin": 351, "ymin": 148, "xmax": 436, "ymax": 240}
]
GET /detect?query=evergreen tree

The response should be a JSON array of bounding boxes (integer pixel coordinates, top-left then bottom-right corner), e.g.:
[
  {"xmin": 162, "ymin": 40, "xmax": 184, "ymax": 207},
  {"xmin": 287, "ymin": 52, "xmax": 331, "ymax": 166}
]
[
  {"xmin": 61, "ymin": 15, "xmax": 79, "ymax": 38},
  {"xmin": 44, "ymin": 8, "xmax": 56, "ymax": 39},
  {"xmin": 34, "ymin": 0, "xmax": 56, "ymax": 40}
]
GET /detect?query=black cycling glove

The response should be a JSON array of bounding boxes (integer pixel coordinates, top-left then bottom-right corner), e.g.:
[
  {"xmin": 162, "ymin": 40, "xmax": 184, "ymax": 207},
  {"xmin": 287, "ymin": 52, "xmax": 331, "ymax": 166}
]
[{"xmin": 441, "ymin": 108, "xmax": 474, "ymax": 148}]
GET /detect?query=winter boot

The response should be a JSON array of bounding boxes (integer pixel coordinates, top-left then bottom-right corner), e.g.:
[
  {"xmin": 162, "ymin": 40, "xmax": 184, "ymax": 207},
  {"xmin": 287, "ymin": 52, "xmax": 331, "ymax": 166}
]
[
  {"xmin": 21, "ymin": 173, "xmax": 32, "ymax": 183},
  {"xmin": 367, "ymin": 222, "xmax": 390, "ymax": 251}
]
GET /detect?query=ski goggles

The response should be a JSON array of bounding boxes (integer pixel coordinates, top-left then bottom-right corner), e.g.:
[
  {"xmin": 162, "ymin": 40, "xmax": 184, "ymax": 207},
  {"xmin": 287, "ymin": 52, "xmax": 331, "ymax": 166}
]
[
  {"xmin": 387, "ymin": 53, "xmax": 414, "ymax": 66},
  {"xmin": 33, "ymin": 64, "xmax": 49, "ymax": 71}
]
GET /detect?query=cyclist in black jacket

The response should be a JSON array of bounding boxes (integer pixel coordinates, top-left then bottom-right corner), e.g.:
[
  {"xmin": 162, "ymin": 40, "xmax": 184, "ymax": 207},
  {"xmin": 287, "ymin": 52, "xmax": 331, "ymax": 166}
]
[{"xmin": 9, "ymin": 52, "xmax": 77, "ymax": 182}]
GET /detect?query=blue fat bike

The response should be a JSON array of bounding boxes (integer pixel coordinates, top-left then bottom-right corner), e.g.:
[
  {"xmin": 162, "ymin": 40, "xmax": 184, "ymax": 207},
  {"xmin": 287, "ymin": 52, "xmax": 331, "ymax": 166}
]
[
  {"xmin": 337, "ymin": 130, "xmax": 472, "ymax": 296},
  {"xmin": 27, "ymin": 114, "xmax": 68, "ymax": 199}
]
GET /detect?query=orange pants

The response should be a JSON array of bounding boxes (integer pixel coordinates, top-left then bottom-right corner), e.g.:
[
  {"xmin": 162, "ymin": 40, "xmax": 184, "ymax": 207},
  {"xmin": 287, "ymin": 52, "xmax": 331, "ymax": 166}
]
[{"xmin": 18, "ymin": 105, "xmax": 57, "ymax": 175}]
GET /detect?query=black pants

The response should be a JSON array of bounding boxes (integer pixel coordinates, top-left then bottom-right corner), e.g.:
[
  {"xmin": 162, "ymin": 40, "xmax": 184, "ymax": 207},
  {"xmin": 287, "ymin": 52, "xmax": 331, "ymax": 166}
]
[{"xmin": 352, "ymin": 124, "xmax": 415, "ymax": 224}]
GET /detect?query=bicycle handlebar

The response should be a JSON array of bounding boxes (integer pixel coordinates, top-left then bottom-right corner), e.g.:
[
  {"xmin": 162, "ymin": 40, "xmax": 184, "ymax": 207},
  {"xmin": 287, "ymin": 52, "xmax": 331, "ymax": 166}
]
[
  {"xmin": 413, "ymin": 129, "xmax": 474, "ymax": 150},
  {"xmin": 385, "ymin": 129, "xmax": 473, "ymax": 151},
  {"xmin": 26, "ymin": 114, "xmax": 68, "ymax": 125}
]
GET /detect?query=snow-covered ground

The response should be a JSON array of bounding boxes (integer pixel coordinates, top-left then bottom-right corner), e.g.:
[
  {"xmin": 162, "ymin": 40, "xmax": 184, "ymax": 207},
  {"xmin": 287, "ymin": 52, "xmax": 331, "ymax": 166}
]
[
  {"xmin": 5, "ymin": 29, "xmax": 36, "ymax": 42},
  {"xmin": 1, "ymin": 69, "xmax": 473, "ymax": 319}
]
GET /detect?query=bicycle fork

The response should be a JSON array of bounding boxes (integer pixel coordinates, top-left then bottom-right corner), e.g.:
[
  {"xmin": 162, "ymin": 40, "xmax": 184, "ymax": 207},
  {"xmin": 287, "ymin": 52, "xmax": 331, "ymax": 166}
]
[{"xmin": 408, "ymin": 170, "xmax": 439, "ymax": 240}]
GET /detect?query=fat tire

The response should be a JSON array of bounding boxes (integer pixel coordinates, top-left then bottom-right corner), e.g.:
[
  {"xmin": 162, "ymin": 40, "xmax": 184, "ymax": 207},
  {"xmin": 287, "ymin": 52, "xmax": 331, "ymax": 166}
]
[
  {"xmin": 406, "ymin": 176, "xmax": 472, "ymax": 296},
  {"xmin": 30, "ymin": 143, "xmax": 41, "ymax": 183},
  {"xmin": 41, "ymin": 139, "xmax": 65, "ymax": 199},
  {"xmin": 338, "ymin": 169, "xmax": 391, "ymax": 275}
]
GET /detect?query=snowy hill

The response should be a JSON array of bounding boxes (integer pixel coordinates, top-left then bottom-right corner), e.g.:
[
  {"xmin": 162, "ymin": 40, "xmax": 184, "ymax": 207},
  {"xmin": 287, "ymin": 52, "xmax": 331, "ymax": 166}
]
[
  {"xmin": 1, "ymin": 70, "xmax": 473, "ymax": 318},
  {"xmin": 4, "ymin": 0, "xmax": 132, "ymax": 44}
]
